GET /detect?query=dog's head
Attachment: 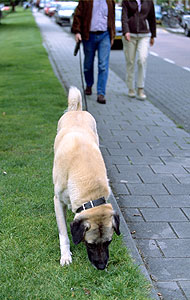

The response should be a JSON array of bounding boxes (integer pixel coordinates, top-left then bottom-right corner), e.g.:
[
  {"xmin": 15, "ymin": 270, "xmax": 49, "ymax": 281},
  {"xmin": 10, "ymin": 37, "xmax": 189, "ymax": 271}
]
[{"xmin": 70, "ymin": 204, "xmax": 120, "ymax": 270}]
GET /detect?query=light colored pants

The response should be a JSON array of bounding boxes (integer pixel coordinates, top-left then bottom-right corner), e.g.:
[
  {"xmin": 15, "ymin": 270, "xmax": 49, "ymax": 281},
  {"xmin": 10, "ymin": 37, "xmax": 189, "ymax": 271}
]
[{"xmin": 122, "ymin": 36, "xmax": 150, "ymax": 90}]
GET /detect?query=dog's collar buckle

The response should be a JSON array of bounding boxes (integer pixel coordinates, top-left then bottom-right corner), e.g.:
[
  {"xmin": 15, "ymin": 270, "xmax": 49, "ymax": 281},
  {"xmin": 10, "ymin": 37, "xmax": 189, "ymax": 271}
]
[
  {"xmin": 76, "ymin": 197, "xmax": 106, "ymax": 214},
  {"xmin": 82, "ymin": 201, "xmax": 94, "ymax": 211}
]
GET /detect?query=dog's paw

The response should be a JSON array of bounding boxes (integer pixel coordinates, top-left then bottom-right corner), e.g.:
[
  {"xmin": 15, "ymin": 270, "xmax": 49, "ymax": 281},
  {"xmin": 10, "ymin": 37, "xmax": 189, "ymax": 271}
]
[{"xmin": 60, "ymin": 252, "xmax": 72, "ymax": 266}]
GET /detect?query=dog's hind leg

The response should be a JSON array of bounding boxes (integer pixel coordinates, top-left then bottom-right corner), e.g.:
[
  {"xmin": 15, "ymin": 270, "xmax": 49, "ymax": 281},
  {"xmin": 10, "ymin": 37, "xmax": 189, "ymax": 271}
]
[{"xmin": 54, "ymin": 194, "xmax": 72, "ymax": 266}]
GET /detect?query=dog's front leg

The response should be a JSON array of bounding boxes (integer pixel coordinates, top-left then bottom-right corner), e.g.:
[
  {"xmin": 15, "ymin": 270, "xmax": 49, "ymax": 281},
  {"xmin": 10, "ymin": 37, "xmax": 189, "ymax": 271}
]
[{"xmin": 54, "ymin": 195, "xmax": 72, "ymax": 266}]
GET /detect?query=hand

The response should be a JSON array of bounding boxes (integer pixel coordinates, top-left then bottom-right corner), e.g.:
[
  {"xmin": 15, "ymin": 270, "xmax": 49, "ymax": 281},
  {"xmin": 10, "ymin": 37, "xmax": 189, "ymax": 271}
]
[
  {"xmin": 150, "ymin": 37, "xmax": 154, "ymax": 46},
  {"xmin": 124, "ymin": 32, "xmax": 130, "ymax": 41},
  {"xmin": 111, "ymin": 38, "xmax": 114, "ymax": 46},
  {"xmin": 75, "ymin": 33, "xmax": 82, "ymax": 42}
]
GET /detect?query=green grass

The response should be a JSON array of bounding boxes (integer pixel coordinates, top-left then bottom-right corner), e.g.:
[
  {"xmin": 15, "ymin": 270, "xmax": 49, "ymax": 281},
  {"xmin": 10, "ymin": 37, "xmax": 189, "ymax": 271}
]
[{"xmin": 0, "ymin": 9, "xmax": 152, "ymax": 300}]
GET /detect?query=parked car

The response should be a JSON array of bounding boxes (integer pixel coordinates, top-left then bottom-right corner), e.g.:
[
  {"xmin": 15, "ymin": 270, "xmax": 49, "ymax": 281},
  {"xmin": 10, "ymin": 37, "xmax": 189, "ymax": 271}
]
[
  {"xmin": 44, "ymin": 1, "xmax": 57, "ymax": 17},
  {"xmin": 38, "ymin": 0, "xmax": 50, "ymax": 10},
  {"xmin": 155, "ymin": 4, "xmax": 162, "ymax": 24},
  {"xmin": 0, "ymin": 4, "xmax": 10, "ymax": 11},
  {"xmin": 54, "ymin": 1, "xmax": 78, "ymax": 26},
  {"xmin": 181, "ymin": 13, "xmax": 190, "ymax": 36}
]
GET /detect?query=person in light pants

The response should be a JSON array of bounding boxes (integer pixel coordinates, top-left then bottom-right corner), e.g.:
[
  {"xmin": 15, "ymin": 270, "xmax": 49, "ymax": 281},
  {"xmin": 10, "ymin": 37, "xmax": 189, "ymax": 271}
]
[{"xmin": 122, "ymin": 0, "xmax": 156, "ymax": 100}]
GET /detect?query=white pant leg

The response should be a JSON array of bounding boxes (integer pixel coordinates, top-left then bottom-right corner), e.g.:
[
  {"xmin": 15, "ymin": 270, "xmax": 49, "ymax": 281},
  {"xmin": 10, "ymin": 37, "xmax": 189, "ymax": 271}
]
[
  {"xmin": 122, "ymin": 36, "xmax": 137, "ymax": 90},
  {"xmin": 136, "ymin": 36, "xmax": 150, "ymax": 89}
]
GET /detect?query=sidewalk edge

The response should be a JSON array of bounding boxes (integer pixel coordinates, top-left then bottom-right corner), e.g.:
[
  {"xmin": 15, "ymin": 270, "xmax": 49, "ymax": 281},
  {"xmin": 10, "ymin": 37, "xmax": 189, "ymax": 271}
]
[{"xmin": 110, "ymin": 192, "xmax": 160, "ymax": 300}]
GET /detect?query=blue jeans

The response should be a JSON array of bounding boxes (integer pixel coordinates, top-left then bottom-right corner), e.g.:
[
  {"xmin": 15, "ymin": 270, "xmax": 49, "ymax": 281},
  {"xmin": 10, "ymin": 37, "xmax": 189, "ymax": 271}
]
[{"xmin": 83, "ymin": 31, "xmax": 111, "ymax": 96}]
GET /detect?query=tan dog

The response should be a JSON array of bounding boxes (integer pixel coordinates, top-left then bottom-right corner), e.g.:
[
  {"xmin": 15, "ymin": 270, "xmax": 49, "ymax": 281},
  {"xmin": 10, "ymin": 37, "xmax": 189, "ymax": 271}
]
[{"xmin": 53, "ymin": 87, "xmax": 120, "ymax": 270}]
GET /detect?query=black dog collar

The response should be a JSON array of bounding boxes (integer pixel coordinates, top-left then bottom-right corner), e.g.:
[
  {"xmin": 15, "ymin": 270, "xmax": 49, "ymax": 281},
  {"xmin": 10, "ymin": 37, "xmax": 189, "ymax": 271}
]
[{"xmin": 76, "ymin": 197, "xmax": 106, "ymax": 214}]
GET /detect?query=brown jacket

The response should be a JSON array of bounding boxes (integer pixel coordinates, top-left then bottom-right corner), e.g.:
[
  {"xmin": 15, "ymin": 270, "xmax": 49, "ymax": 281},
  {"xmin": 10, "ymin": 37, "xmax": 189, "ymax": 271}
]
[
  {"xmin": 122, "ymin": 0, "xmax": 156, "ymax": 38},
  {"xmin": 71, "ymin": 0, "xmax": 115, "ymax": 41}
]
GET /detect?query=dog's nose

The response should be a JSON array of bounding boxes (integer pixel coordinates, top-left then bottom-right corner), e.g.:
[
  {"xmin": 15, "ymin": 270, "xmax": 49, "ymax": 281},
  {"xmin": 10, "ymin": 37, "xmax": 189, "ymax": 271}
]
[{"xmin": 95, "ymin": 262, "xmax": 107, "ymax": 270}]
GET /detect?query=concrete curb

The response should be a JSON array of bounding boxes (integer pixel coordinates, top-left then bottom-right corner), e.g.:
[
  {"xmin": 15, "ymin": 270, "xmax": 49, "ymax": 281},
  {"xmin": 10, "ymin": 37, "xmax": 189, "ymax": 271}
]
[{"xmin": 110, "ymin": 193, "xmax": 160, "ymax": 300}]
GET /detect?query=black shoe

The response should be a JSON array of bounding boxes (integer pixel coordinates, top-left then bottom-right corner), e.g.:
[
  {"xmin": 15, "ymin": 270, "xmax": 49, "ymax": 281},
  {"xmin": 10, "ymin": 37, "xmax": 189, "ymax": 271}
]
[
  {"xmin": 97, "ymin": 95, "xmax": 106, "ymax": 104},
  {"xmin": 85, "ymin": 86, "xmax": 92, "ymax": 95}
]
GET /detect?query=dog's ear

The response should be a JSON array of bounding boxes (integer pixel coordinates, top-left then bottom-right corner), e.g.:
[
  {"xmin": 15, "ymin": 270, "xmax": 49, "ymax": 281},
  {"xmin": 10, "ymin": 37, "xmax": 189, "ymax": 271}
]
[
  {"xmin": 113, "ymin": 213, "xmax": 120, "ymax": 236},
  {"xmin": 70, "ymin": 219, "xmax": 87, "ymax": 245}
]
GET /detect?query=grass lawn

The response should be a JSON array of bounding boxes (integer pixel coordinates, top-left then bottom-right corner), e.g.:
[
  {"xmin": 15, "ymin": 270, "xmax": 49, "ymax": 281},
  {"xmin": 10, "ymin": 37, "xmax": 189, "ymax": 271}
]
[{"xmin": 0, "ymin": 8, "xmax": 152, "ymax": 300}]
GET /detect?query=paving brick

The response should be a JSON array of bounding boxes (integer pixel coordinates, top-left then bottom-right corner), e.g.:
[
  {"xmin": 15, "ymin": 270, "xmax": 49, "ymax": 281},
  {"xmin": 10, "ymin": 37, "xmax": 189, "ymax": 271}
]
[
  {"xmin": 121, "ymin": 208, "xmax": 144, "ymax": 222},
  {"xmin": 118, "ymin": 141, "xmax": 151, "ymax": 151},
  {"xmin": 138, "ymin": 127, "xmax": 167, "ymax": 137},
  {"xmin": 172, "ymin": 143, "xmax": 190, "ymax": 150},
  {"xmin": 116, "ymin": 164, "xmax": 155, "ymax": 175},
  {"xmin": 162, "ymin": 127, "xmax": 190, "ymax": 137},
  {"xmin": 182, "ymin": 208, "xmax": 190, "ymax": 220},
  {"xmin": 104, "ymin": 155, "xmax": 129, "ymax": 165},
  {"xmin": 185, "ymin": 167, "xmax": 190, "ymax": 173},
  {"xmin": 137, "ymin": 148, "xmax": 172, "ymax": 157},
  {"xmin": 111, "ymin": 183, "xmax": 130, "ymax": 195},
  {"xmin": 164, "ymin": 184, "xmax": 190, "ymax": 195},
  {"xmin": 167, "ymin": 149, "xmax": 190, "ymax": 157},
  {"xmin": 126, "ymin": 134, "xmax": 159, "ymax": 143},
  {"xmin": 128, "ymin": 222, "xmax": 176, "ymax": 239},
  {"xmin": 174, "ymin": 174, "xmax": 190, "ymax": 184},
  {"xmin": 155, "ymin": 282, "xmax": 186, "ymax": 300},
  {"xmin": 138, "ymin": 173, "xmax": 178, "ymax": 184},
  {"xmin": 136, "ymin": 239, "xmax": 163, "ymax": 258},
  {"xmin": 126, "ymin": 183, "xmax": 169, "ymax": 196},
  {"xmin": 108, "ymin": 169, "xmax": 141, "ymax": 184},
  {"xmin": 179, "ymin": 281, "xmax": 190, "ymax": 299},
  {"xmin": 160, "ymin": 156, "xmax": 190, "ymax": 167},
  {"xmin": 153, "ymin": 195, "xmax": 190, "ymax": 208},
  {"xmin": 117, "ymin": 195, "xmax": 157, "ymax": 208},
  {"xmin": 146, "ymin": 257, "xmax": 190, "ymax": 281},
  {"xmin": 101, "ymin": 121, "xmax": 121, "ymax": 130},
  {"xmin": 127, "ymin": 155, "xmax": 163, "ymax": 165},
  {"xmin": 148, "ymin": 142, "xmax": 182, "ymax": 150},
  {"xmin": 99, "ymin": 147, "xmax": 110, "ymax": 156},
  {"xmin": 107, "ymin": 148, "xmax": 142, "ymax": 157},
  {"xmin": 151, "ymin": 165, "xmax": 188, "ymax": 174},
  {"xmin": 140, "ymin": 208, "xmax": 188, "ymax": 222},
  {"xmin": 102, "ymin": 134, "xmax": 130, "ymax": 142},
  {"xmin": 157, "ymin": 239, "xmax": 190, "ymax": 258},
  {"xmin": 170, "ymin": 222, "xmax": 190, "ymax": 238},
  {"xmin": 100, "ymin": 141, "xmax": 120, "ymax": 149}
]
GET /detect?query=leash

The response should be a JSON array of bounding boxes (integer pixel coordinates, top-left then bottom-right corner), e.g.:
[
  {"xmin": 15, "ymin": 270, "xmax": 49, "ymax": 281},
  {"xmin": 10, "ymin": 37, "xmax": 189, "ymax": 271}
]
[{"xmin": 74, "ymin": 41, "xmax": 88, "ymax": 111}]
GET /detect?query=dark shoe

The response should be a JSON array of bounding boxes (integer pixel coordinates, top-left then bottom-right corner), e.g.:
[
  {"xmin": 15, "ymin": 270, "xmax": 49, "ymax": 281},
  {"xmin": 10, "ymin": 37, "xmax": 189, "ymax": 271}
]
[
  {"xmin": 85, "ymin": 86, "xmax": 92, "ymax": 95},
  {"xmin": 97, "ymin": 94, "xmax": 106, "ymax": 104}
]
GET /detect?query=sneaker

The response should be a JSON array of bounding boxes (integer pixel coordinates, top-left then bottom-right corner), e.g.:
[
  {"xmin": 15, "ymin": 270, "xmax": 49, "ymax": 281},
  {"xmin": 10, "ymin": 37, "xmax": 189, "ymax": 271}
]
[
  {"xmin": 85, "ymin": 86, "xmax": 92, "ymax": 95},
  {"xmin": 97, "ymin": 94, "xmax": 106, "ymax": 104},
  {"xmin": 136, "ymin": 88, "xmax": 146, "ymax": 100},
  {"xmin": 128, "ymin": 89, "xmax": 136, "ymax": 98}
]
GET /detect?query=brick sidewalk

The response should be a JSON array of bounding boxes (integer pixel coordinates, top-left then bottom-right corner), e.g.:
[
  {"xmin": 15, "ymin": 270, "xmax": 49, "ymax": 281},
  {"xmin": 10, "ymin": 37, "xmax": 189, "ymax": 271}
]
[{"xmin": 34, "ymin": 11, "xmax": 190, "ymax": 300}]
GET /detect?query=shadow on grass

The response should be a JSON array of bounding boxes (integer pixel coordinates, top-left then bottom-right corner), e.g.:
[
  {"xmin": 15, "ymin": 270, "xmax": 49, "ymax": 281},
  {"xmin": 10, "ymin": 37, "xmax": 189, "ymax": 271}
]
[
  {"xmin": 0, "ymin": 21, "xmax": 37, "ymax": 30},
  {"xmin": 0, "ymin": 10, "xmax": 37, "ymax": 30}
]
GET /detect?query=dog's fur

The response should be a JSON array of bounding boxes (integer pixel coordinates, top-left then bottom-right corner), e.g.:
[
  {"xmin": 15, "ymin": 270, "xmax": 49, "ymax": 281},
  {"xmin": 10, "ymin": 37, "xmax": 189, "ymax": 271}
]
[{"xmin": 53, "ymin": 87, "xmax": 120, "ymax": 270}]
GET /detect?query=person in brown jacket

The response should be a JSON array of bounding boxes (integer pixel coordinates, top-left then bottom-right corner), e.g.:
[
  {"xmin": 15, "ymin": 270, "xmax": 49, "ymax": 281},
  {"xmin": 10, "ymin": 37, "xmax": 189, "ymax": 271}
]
[
  {"xmin": 122, "ymin": 0, "xmax": 156, "ymax": 100},
  {"xmin": 71, "ymin": 0, "xmax": 115, "ymax": 104}
]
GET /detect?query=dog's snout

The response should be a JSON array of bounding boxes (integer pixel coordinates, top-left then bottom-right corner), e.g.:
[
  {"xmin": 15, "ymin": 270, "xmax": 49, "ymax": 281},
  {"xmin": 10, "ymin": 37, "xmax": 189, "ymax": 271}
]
[
  {"xmin": 86, "ymin": 242, "xmax": 109, "ymax": 270},
  {"xmin": 95, "ymin": 262, "xmax": 107, "ymax": 270}
]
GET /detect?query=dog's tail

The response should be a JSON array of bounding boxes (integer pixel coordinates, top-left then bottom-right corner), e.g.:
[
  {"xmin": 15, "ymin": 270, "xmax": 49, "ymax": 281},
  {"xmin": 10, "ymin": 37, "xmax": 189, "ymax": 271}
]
[{"xmin": 68, "ymin": 86, "xmax": 82, "ymax": 111}]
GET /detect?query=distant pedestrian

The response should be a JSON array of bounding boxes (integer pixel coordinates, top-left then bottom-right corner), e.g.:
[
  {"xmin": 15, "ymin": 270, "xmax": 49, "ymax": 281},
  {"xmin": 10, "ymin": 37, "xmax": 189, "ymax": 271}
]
[
  {"xmin": 71, "ymin": 0, "xmax": 115, "ymax": 104},
  {"xmin": 122, "ymin": 0, "xmax": 156, "ymax": 100}
]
